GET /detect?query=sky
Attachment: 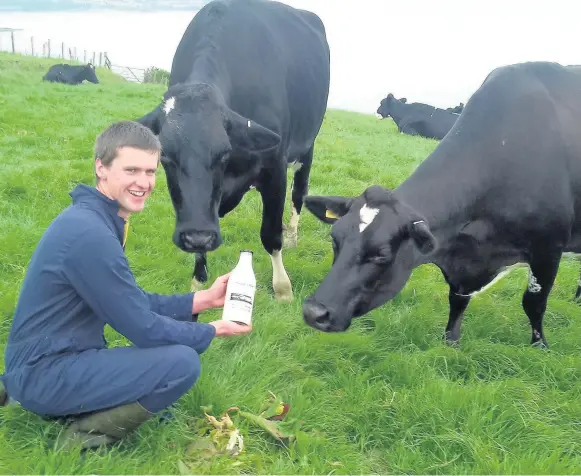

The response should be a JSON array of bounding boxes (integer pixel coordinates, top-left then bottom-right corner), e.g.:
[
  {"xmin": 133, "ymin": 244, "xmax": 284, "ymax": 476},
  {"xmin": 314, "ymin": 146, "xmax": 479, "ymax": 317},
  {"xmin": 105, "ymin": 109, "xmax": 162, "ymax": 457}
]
[{"xmin": 1, "ymin": 0, "xmax": 579, "ymax": 114}]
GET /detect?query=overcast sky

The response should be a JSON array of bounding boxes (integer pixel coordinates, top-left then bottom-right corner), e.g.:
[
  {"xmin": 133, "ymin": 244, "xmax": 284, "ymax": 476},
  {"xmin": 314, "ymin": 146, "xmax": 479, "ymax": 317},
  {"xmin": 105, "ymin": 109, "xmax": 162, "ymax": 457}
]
[{"xmin": 1, "ymin": 0, "xmax": 578, "ymax": 113}]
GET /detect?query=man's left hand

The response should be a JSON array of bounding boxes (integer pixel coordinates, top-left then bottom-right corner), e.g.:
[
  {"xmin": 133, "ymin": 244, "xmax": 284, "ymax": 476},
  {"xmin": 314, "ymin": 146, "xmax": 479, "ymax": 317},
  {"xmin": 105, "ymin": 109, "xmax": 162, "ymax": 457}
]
[{"xmin": 192, "ymin": 273, "xmax": 232, "ymax": 314}]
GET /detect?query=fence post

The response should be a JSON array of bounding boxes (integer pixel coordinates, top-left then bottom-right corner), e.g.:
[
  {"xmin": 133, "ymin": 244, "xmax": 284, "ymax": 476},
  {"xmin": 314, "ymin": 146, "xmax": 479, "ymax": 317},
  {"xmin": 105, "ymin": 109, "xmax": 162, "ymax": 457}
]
[
  {"xmin": 84, "ymin": 50, "xmax": 87, "ymax": 62},
  {"xmin": 61, "ymin": 41, "xmax": 64, "ymax": 58},
  {"xmin": 11, "ymin": 31, "xmax": 15, "ymax": 53},
  {"xmin": 48, "ymin": 39, "xmax": 51, "ymax": 57},
  {"xmin": 31, "ymin": 36, "xmax": 34, "ymax": 56},
  {"xmin": 92, "ymin": 51, "xmax": 95, "ymax": 64},
  {"xmin": 43, "ymin": 42, "xmax": 46, "ymax": 57}
]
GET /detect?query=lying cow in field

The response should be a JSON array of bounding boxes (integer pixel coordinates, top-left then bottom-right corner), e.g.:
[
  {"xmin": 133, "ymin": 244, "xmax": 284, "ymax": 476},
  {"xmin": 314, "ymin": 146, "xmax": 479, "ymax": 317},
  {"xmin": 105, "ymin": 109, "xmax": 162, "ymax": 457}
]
[
  {"xmin": 303, "ymin": 61, "xmax": 581, "ymax": 348},
  {"xmin": 376, "ymin": 94, "xmax": 458, "ymax": 140},
  {"xmin": 446, "ymin": 103, "xmax": 464, "ymax": 114},
  {"xmin": 42, "ymin": 63, "xmax": 99, "ymax": 85},
  {"xmin": 136, "ymin": 0, "xmax": 330, "ymax": 301}
]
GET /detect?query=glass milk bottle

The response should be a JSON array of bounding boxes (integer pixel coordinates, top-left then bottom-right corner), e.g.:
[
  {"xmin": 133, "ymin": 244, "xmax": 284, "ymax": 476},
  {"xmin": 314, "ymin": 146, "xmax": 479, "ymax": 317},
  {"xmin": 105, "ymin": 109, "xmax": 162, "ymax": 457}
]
[{"xmin": 221, "ymin": 250, "xmax": 256, "ymax": 326}]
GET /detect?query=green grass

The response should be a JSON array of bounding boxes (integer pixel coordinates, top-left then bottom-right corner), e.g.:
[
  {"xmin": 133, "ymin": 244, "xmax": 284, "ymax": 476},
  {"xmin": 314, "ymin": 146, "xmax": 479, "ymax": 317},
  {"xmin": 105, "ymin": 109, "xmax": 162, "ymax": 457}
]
[{"xmin": 1, "ymin": 51, "xmax": 580, "ymax": 474}]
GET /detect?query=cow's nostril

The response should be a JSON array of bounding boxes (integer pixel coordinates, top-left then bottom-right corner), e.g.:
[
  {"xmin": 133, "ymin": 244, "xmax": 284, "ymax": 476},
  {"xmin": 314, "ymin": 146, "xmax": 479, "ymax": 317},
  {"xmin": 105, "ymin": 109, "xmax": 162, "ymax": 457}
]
[{"xmin": 303, "ymin": 300, "xmax": 331, "ymax": 330}]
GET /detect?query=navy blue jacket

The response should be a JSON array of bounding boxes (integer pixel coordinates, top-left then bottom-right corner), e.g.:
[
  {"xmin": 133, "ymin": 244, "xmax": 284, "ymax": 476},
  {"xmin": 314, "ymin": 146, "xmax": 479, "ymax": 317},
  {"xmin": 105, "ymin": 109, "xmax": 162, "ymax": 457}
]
[{"xmin": 2, "ymin": 184, "xmax": 216, "ymax": 379}]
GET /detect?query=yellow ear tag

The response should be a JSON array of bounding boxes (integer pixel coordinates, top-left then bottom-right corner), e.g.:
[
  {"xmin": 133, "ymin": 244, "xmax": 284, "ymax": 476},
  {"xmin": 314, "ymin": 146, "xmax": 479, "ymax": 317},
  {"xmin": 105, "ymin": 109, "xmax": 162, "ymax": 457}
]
[
  {"xmin": 325, "ymin": 209, "xmax": 339, "ymax": 219},
  {"xmin": 123, "ymin": 218, "xmax": 130, "ymax": 248}
]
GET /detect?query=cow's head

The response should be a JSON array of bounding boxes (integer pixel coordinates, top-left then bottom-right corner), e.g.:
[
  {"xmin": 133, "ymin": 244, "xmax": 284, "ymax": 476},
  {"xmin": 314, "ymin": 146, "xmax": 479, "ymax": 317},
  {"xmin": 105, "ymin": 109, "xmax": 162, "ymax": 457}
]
[
  {"xmin": 302, "ymin": 185, "xmax": 437, "ymax": 332},
  {"xmin": 376, "ymin": 93, "xmax": 405, "ymax": 119},
  {"xmin": 136, "ymin": 83, "xmax": 280, "ymax": 253},
  {"xmin": 83, "ymin": 63, "xmax": 99, "ymax": 84}
]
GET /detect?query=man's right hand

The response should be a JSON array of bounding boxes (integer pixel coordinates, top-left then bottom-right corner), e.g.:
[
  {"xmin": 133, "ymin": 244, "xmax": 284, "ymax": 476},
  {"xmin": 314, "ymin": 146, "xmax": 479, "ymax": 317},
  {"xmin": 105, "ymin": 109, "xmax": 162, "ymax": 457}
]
[{"xmin": 209, "ymin": 320, "xmax": 253, "ymax": 337}]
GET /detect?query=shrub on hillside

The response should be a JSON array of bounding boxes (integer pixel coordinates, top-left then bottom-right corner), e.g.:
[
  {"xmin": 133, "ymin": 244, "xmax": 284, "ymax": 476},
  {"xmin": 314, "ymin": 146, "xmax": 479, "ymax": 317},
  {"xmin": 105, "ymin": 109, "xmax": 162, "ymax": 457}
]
[{"xmin": 143, "ymin": 66, "xmax": 169, "ymax": 85}]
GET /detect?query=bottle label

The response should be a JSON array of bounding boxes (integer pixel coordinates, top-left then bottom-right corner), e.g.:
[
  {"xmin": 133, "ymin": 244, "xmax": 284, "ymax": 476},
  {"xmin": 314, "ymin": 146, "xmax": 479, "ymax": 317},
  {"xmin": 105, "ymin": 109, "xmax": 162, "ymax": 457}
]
[{"xmin": 230, "ymin": 292, "xmax": 253, "ymax": 305}]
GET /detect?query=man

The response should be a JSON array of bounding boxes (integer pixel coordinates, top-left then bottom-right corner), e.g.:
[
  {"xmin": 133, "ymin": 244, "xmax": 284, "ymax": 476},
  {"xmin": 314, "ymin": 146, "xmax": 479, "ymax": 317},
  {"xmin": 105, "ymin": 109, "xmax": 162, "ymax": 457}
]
[{"xmin": 0, "ymin": 120, "xmax": 252, "ymax": 451}]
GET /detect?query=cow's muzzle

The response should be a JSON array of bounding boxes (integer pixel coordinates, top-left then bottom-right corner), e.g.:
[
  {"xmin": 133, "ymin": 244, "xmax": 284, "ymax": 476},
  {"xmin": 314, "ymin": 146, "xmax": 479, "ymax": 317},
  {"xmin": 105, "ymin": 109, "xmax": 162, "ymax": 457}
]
[
  {"xmin": 178, "ymin": 230, "xmax": 220, "ymax": 253},
  {"xmin": 303, "ymin": 298, "xmax": 349, "ymax": 332}
]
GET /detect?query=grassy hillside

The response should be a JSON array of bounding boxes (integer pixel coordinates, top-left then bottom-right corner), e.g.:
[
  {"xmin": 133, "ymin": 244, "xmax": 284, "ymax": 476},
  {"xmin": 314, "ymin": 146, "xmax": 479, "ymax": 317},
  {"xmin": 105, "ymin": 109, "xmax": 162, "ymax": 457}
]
[{"xmin": 0, "ymin": 52, "xmax": 580, "ymax": 474}]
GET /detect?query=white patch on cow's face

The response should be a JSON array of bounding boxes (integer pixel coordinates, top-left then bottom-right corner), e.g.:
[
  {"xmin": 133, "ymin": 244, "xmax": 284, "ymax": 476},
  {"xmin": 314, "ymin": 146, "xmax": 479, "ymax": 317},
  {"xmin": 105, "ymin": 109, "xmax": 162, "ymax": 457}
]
[
  {"xmin": 528, "ymin": 269, "xmax": 542, "ymax": 293},
  {"xmin": 163, "ymin": 96, "xmax": 175, "ymax": 115},
  {"xmin": 359, "ymin": 204, "xmax": 379, "ymax": 233}
]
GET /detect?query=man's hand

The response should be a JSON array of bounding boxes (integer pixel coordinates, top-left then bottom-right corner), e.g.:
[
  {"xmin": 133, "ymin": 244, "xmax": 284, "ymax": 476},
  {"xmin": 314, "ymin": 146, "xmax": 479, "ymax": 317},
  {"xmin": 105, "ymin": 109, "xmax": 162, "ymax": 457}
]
[
  {"xmin": 192, "ymin": 273, "xmax": 231, "ymax": 314},
  {"xmin": 209, "ymin": 319, "xmax": 253, "ymax": 337}
]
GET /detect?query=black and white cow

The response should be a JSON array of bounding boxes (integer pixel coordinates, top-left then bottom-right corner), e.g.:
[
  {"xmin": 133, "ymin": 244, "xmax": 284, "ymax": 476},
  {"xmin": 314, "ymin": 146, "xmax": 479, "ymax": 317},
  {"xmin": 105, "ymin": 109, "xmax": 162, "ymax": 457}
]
[
  {"xmin": 303, "ymin": 61, "xmax": 581, "ymax": 347},
  {"xmin": 376, "ymin": 94, "xmax": 458, "ymax": 140},
  {"xmin": 446, "ymin": 103, "xmax": 464, "ymax": 114},
  {"xmin": 136, "ymin": 0, "xmax": 330, "ymax": 301},
  {"xmin": 42, "ymin": 63, "xmax": 99, "ymax": 85}
]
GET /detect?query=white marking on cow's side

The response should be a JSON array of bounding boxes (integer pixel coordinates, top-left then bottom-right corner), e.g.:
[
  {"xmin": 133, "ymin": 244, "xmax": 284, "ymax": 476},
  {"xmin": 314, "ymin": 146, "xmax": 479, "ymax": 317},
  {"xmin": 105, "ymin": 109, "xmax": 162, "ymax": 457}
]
[
  {"xmin": 359, "ymin": 204, "xmax": 379, "ymax": 232},
  {"xmin": 502, "ymin": 140, "xmax": 506, "ymax": 146},
  {"xmin": 163, "ymin": 96, "xmax": 175, "ymax": 115},
  {"xmin": 455, "ymin": 262, "xmax": 528, "ymax": 297},
  {"xmin": 270, "ymin": 250, "xmax": 293, "ymax": 301},
  {"xmin": 247, "ymin": 120, "xmax": 251, "ymax": 128},
  {"xmin": 562, "ymin": 252, "xmax": 581, "ymax": 259},
  {"xmin": 527, "ymin": 269, "xmax": 542, "ymax": 293},
  {"xmin": 288, "ymin": 160, "xmax": 302, "ymax": 172}
]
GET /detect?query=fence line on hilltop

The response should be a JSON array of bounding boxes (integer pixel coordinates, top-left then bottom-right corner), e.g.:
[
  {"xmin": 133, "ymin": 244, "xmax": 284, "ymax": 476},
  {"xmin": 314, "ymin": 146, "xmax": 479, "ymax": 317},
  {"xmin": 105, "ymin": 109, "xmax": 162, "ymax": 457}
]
[{"xmin": 0, "ymin": 27, "xmax": 169, "ymax": 86}]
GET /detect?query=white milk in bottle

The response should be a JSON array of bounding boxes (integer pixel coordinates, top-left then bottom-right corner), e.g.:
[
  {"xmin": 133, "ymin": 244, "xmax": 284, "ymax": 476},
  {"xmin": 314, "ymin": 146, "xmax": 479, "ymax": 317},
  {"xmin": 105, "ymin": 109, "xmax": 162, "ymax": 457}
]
[{"xmin": 221, "ymin": 250, "xmax": 256, "ymax": 326}]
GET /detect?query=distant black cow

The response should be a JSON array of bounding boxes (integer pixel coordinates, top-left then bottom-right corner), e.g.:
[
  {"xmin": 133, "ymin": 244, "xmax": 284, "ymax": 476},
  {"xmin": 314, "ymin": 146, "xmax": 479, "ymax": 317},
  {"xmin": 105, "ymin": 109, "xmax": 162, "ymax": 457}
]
[
  {"xmin": 376, "ymin": 94, "xmax": 458, "ymax": 140},
  {"xmin": 303, "ymin": 61, "xmax": 581, "ymax": 348},
  {"xmin": 446, "ymin": 103, "xmax": 464, "ymax": 114},
  {"xmin": 136, "ymin": 0, "xmax": 330, "ymax": 302},
  {"xmin": 42, "ymin": 63, "xmax": 99, "ymax": 85}
]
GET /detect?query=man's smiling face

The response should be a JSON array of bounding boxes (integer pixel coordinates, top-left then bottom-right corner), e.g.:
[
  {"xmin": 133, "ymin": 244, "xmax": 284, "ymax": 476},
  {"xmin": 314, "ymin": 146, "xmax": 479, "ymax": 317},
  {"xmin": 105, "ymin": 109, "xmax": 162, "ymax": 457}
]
[{"xmin": 95, "ymin": 146, "xmax": 159, "ymax": 218}]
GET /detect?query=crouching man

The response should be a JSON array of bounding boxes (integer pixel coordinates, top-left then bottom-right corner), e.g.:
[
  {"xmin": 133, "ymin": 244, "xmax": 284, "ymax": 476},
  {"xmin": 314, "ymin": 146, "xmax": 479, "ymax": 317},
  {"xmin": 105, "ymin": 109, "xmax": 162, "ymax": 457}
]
[{"xmin": 0, "ymin": 120, "xmax": 251, "ymax": 451}]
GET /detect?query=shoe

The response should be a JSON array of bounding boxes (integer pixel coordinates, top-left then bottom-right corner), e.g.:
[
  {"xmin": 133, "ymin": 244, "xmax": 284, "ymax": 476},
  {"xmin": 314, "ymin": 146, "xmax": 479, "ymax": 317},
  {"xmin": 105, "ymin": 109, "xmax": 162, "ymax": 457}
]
[{"xmin": 55, "ymin": 401, "xmax": 154, "ymax": 451}]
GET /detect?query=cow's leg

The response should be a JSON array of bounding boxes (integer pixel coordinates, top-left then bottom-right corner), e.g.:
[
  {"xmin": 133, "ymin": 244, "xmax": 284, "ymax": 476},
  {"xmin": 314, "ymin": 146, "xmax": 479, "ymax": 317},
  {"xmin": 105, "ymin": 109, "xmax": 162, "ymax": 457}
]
[
  {"xmin": 191, "ymin": 253, "xmax": 208, "ymax": 291},
  {"xmin": 574, "ymin": 259, "xmax": 581, "ymax": 300},
  {"xmin": 284, "ymin": 146, "xmax": 314, "ymax": 249},
  {"xmin": 522, "ymin": 252, "xmax": 561, "ymax": 348},
  {"xmin": 258, "ymin": 166, "xmax": 293, "ymax": 302},
  {"xmin": 445, "ymin": 287, "xmax": 471, "ymax": 345}
]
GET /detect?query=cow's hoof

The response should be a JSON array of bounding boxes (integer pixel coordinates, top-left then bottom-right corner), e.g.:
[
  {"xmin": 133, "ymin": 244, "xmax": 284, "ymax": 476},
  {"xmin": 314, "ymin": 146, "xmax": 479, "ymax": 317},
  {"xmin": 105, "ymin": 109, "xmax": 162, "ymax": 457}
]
[
  {"xmin": 191, "ymin": 278, "xmax": 206, "ymax": 292},
  {"xmin": 531, "ymin": 340, "xmax": 549, "ymax": 350},
  {"xmin": 274, "ymin": 282, "xmax": 293, "ymax": 302},
  {"xmin": 283, "ymin": 230, "xmax": 298, "ymax": 249},
  {"xmin": 445, "ymin": 338, "xmax": 460, "ymax": 348},
  {"xmin": 275, "ymin": 290, "xmax": 294, "ymax": 302}
]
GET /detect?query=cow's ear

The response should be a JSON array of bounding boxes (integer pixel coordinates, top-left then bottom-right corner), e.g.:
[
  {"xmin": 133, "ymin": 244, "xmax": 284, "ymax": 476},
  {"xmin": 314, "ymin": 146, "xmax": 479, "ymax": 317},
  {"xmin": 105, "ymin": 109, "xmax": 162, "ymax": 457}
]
[
  {"xmin": 304, "ymin": 195, "xmax": 354, "ymax": 224},
  {"xmin": 409, "ymin": 219, "xmax": 436, "ymax": 255},
  {"xmin": 226, "ymin": 109, "xmax": 281, "ymax": 154},
  {"xmin": 136, "ymin": 106, "xmax": 162, "ymax": 135}
]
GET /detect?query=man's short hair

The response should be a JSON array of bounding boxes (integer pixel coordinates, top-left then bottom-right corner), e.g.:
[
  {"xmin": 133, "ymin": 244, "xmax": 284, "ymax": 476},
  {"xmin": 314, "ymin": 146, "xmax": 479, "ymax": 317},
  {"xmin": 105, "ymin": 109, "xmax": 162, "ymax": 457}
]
[{"xmin": 94, "ymin": 120, "xmax": 161, "ymax": 181}]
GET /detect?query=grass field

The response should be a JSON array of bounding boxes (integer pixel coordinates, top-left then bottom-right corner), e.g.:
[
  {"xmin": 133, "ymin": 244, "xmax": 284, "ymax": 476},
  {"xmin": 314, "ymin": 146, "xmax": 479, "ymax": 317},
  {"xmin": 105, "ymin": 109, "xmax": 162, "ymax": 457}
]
[{"xmin": 1, "ymin": 52, "xmax": 580, "ymax": 475}]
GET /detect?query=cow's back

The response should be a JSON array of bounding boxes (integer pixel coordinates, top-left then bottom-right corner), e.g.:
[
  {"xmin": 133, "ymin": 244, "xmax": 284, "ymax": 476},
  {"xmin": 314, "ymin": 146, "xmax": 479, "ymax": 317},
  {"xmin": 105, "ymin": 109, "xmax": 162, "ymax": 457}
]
[{"xmin": 169, "ymin": 0, "xmax": 330, "ymax": 154}]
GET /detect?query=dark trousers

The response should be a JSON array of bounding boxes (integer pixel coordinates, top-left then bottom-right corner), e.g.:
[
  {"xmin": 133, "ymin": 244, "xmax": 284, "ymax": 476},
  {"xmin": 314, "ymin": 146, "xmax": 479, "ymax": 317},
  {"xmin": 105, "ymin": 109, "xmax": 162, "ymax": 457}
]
[{"xmin": 4, "ymin": 345, "xmax": 201, "ymax": 417}]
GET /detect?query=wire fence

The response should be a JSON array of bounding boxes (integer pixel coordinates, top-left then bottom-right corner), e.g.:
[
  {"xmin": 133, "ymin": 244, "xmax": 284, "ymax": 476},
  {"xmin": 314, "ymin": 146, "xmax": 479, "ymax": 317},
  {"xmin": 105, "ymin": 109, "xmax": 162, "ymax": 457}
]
[{"xmin": 0, "ymin": 27, "xmax": 169, "ymax": 86}]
